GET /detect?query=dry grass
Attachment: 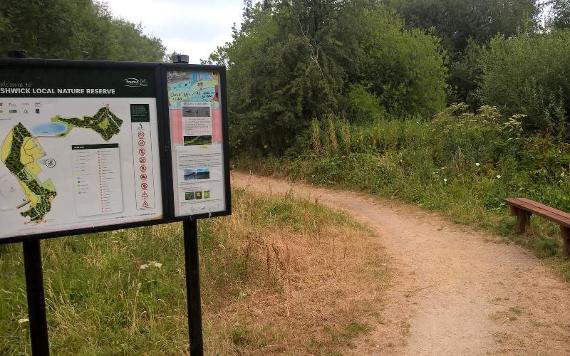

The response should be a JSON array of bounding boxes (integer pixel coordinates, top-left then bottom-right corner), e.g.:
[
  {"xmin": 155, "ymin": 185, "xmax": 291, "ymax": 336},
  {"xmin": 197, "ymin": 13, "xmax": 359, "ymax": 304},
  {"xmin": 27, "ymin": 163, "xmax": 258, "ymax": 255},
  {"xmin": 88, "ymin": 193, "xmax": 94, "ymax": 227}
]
[
  {"xmin": 202, "ymin": 189, "xmax": 388, "ymax": 355},
  {"xmin": 0, "ymin": 189, "xmax": 388, "ymax": 355}
]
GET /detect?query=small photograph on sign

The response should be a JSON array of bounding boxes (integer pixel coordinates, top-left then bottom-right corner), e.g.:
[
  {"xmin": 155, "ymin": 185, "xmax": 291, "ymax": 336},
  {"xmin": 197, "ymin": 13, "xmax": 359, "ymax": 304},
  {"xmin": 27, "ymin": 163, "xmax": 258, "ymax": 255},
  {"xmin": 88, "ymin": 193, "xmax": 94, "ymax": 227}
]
[
  {"xmin": 184, "ymin": 167, "xmax": 210, "ymax": 180},
  {"xmin": 183, "ymin": 135, "xmax": 212, "ymax": 146}
]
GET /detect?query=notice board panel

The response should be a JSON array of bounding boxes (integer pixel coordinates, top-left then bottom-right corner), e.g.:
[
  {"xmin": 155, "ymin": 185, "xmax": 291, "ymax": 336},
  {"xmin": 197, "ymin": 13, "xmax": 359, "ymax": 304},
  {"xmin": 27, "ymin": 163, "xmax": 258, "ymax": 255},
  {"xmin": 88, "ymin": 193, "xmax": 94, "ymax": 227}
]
[
  {"xmin": 0, "ymin": 61, "xmax": 164, "ymax": 241},
  {"xmin": 165, "ymin": 66, "xmax": 231, "ymax": 218}
]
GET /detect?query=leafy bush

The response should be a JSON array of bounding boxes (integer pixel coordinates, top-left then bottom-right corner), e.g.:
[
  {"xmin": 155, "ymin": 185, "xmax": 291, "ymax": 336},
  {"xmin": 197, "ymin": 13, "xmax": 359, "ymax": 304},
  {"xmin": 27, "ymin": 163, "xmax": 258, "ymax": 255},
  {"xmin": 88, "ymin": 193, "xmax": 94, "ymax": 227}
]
[
  {"xmin": 347, "ymin": 84, "xmax": 386, "ymax": 123},
  {"xmin": 480, "ymin": 31, "xmax": 570, "ymax": 140}
]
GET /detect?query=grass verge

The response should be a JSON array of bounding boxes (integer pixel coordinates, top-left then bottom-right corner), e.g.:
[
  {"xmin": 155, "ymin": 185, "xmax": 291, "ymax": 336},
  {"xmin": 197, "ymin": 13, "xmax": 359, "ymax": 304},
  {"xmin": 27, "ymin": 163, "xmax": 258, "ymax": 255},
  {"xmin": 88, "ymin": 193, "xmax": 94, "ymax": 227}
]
[{"xmin": 0, "ymin": 189, "xmax": 387, "ymax": 355}]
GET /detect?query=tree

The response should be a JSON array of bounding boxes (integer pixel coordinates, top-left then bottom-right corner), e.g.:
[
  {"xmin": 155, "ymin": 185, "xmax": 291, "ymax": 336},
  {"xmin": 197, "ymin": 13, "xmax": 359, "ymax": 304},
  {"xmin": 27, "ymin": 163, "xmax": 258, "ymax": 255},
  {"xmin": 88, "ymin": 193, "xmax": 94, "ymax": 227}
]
[
  {"xmin": 218, "ymin": 0, "xmax": 447, "ymax": 155},
  {"xmin": 386, "ymin": 0, "xmax": 539, "ymax": 104},
  {"xmin": 387, "ymin": 0, "xmax": 539, "ymax": 53},
  {"xmin": 547, "ymin": 0, "xmax": 570, "ymax": 29},
  {"xmin": 0, "ymin": 0, "xmax": 164, "ymax": 61}
]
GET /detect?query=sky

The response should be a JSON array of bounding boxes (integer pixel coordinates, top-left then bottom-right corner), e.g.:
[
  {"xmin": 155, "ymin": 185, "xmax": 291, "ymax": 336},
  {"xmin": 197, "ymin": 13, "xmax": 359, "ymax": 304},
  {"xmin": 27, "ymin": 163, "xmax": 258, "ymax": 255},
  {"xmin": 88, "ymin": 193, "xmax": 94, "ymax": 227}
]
[{"xmin": 103, "ymin": 0, "xmax": 248, "ymax": 63}]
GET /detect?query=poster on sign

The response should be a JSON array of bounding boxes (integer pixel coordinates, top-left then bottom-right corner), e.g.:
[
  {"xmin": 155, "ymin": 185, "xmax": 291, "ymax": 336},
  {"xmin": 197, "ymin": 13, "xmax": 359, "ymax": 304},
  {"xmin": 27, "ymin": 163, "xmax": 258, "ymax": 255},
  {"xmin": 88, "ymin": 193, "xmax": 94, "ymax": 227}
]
[{"xmin": 166, "ymin": 68, "xmax": 229, "ymax": 218}]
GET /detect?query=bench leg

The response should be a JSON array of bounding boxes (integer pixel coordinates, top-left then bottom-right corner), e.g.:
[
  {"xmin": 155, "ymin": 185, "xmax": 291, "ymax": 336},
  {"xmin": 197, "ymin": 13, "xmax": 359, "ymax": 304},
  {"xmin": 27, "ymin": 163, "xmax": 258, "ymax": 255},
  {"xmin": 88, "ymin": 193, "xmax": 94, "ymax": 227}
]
[
  {"xmin": 561, "ymin": 227, "xmax": 570, "ymax": 258},
  {"xmin": 514, "ymin": 209, "xmax": 531, "ymax": 234}
]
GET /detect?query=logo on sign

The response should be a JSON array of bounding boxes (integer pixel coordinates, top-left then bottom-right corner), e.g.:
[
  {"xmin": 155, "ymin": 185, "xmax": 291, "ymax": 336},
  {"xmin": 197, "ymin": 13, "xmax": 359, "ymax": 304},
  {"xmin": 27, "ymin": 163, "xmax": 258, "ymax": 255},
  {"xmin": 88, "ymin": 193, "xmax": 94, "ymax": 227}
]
[{"xmin": 123, "ymin": 78, "xmax": 148, "ymax": 88}]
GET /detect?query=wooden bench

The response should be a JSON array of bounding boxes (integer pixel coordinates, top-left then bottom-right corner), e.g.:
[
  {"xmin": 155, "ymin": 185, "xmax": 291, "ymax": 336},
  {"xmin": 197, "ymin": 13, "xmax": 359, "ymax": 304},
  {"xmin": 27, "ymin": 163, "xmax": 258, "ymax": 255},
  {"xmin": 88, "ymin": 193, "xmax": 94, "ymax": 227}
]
[{"xmin": 505, "ymin": 198, "xmax": 570, "ymax": 257}]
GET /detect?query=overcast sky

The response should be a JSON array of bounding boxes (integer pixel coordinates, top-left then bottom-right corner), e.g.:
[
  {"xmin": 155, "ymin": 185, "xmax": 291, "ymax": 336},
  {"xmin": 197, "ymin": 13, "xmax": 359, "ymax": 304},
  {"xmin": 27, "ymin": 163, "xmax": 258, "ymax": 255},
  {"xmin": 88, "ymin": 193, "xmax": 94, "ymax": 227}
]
[{"xmin": 103, "ymin": 0, "xmax": 248, "ymax": 63}]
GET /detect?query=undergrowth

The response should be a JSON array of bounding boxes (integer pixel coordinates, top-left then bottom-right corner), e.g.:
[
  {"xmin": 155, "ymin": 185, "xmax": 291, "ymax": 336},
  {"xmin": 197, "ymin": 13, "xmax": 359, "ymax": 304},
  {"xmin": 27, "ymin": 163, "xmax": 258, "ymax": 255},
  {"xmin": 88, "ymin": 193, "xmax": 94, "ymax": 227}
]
[{"xmin": 234, "ymin": 104, "xmax": 570, "ymax": 279}]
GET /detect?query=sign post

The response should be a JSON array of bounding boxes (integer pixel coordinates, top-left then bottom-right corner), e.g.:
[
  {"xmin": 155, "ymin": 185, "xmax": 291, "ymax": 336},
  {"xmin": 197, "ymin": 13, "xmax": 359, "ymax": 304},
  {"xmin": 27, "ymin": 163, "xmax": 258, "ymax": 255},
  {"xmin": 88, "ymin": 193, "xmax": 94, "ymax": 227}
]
[
  {"xmin": 23, "ymin": 239, "xmax": 50, "ymax": 356},
  {"xmin": 184, "ymin": 219, "xmax": 204, "ymax": 356},
  {"xmin": 0, "ymin": 56, "xmax": 231, "ymax": 355},
  {"xmin": 172, "ymin": 54, "xmax": 205, "ymax": 356}
]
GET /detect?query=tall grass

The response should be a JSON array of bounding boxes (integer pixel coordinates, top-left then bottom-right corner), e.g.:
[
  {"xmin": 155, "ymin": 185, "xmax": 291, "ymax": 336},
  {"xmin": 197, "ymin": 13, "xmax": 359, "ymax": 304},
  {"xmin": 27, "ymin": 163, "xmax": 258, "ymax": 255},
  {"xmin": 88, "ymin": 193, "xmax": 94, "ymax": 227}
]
[{"xmin": 235, "ymin": 104, "xmax": 570, "ymax": 276}]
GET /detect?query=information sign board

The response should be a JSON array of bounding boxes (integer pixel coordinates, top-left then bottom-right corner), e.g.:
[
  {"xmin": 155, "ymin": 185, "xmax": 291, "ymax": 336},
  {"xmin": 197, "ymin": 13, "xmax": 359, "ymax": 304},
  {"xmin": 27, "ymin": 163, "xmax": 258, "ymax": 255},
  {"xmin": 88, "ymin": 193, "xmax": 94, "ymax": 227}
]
[{"xmin": 0, "ymin": 59, "xmax": 231, "ymax": 243}]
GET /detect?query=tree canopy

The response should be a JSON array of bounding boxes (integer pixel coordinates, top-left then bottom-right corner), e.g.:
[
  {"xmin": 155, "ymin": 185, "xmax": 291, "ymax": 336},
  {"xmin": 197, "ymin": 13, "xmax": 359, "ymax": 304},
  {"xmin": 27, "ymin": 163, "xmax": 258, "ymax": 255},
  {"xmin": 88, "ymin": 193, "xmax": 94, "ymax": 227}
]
[
  {"xmin": 387, "ymin": 0, "xmax": 539, "ymax": 54},
  {"xmin": 213, "ymin": 0, "xmax": 447, "ymax": 155},
  {"xmin": 0, "ymin": 0, "xmax": 165, "ymax": 61}
]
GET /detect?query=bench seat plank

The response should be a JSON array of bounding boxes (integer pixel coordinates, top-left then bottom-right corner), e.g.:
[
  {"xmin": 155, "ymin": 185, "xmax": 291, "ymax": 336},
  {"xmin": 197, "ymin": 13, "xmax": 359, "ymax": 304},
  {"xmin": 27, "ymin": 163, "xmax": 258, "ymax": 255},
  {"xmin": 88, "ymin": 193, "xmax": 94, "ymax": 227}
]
[{"xmin": 505, "ymin": 198, "xmax": 570, "ymax": 228}]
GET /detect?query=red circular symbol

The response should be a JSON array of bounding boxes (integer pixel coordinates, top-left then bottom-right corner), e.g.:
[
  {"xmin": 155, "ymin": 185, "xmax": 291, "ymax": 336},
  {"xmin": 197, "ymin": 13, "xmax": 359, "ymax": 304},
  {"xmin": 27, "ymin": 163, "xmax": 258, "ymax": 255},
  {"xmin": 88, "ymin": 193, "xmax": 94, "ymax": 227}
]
[
  {"xmin": 139, "ymin": 157, "xmax": 147, "ymax": 164},
  {"xmin": 138, "ymin": 140, "xmax": 145, "ymax": 146},
  {"xmin": 139, "ymin": 165, "xmax": 147, "ymax": 173},
  {"xmin": 140, "ymin": 173, "xmax": 147, "ymax": 180},
  {"xmin": 141, "ymin": 182, "xmax": 148, "ymax": 190},
  {"xmin": 138, "ymin": 131, "xmax": 145, "ymax": 139},
  {"xmin": 138, "ymin": 148, "xmax": 145, "ymax": 156}
]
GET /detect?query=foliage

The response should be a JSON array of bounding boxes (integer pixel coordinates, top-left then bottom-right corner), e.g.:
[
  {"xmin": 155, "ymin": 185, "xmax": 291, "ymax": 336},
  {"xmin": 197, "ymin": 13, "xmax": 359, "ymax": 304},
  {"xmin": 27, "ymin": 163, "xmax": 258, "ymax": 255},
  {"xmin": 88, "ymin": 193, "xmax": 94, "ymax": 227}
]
[
  {"xmin": 547, "ymin": 0, "xmax": 570, "ymax": 30},
  {"xmin": 235, "ymin": 106, "xmax": 570, "ymax": 264},
  {"xmin": 0, "ymin": 0, "xmax": 165, "ymax": 61},
  {"xmin": 386, "ymin": 0, "xmax": 539, "ymax": 104},
  {"xmin": 480, "ymin": 31, "xmax": 570, "ymax": 139},
  {"xmin": 387, "ymin": 0, "xmax": 539, "ymax": 53},
  {"xmin": 347, "ymin": 84, "xmax": 386, "ymax": 122},
  {"xmin": 352, "ymin": 6, "xmax": 447, "ymax": 119},
  {"xmin": 215, "ymin": 0, "xmax": 447, "ymax": 155},
  {"xmin": 447, "ymin": 40, "xmax": 485, "ymax": 107}
]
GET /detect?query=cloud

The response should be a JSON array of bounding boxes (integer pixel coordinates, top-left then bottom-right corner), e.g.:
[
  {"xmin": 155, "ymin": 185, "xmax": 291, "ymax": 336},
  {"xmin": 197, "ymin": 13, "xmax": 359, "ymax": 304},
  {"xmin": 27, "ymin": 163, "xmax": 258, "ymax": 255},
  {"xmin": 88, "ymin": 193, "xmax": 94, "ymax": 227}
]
[{"xmin": 103, "ymin": 0, "xmax": 245, "ymax": 62}]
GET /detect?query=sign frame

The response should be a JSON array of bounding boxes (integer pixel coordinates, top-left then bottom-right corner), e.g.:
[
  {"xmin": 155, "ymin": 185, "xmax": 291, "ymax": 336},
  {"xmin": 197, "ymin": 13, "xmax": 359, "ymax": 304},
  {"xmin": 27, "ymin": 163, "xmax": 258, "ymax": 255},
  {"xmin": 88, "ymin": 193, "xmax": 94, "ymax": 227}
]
[
  {"xmin": 0, "ymin": 58, "xmax": 232, "ymax": 245},
  {"xmin": 159, "ymin": 63, "xmax": 232, "ymax": 221}
]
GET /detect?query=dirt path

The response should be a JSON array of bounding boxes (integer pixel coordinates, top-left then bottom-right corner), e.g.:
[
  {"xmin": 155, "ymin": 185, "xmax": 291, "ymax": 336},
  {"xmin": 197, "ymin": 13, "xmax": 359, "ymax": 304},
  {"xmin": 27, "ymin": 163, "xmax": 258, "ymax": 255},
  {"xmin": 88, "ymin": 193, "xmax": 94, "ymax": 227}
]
[{"xmin": 231, "ymin": 172, "xmax": 570, "ymax": 355}]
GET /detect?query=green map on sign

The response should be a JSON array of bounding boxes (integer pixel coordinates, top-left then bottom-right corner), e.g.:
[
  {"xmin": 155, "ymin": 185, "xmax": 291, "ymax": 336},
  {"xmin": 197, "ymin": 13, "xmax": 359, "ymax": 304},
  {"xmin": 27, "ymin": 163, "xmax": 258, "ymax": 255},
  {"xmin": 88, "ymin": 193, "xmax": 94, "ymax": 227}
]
[
  {"xmin": 53, "ymin": 106, "xmax": 123, "ymax": 141},
  {"xmin": 0, "ymin": 106, "xmax": 122, "ymax": 222}
]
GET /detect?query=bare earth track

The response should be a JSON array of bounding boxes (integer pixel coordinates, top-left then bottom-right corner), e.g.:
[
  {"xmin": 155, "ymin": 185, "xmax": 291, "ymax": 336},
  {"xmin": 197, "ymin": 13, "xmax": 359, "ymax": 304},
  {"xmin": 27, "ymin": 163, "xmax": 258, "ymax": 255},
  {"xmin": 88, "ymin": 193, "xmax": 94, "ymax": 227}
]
[{"xmin": 232, "ymin": 172, "xmax": 570, "ymax": 355}]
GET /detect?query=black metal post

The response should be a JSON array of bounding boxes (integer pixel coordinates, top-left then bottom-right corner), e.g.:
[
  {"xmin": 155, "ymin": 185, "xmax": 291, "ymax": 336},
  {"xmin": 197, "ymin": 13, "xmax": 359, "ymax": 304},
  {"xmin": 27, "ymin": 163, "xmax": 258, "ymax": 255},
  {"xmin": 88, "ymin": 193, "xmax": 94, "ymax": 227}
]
[
  {"xmin": 183, "ymin": 219, "xmax": 204, "ymax": 356},
  {"xmin": 22, "ymin": 239, "xmax": 50, "ymax": 356}
]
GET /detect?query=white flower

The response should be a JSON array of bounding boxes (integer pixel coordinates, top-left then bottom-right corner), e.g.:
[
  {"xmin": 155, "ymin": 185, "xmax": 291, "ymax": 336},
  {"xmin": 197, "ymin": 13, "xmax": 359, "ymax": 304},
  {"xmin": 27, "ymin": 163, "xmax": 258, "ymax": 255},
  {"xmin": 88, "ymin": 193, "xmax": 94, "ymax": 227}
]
[
  {"xmin": 443, "ymin": 178, "xmax": 448, "ymax": 183},
  {"xmin": 18, "ymin": 318, "xmax": 29, "ymax": 324},
  {"xmin": 139, "ymin": 264, "xmax": 149, "ymax": 270},
  {"xmin": 149, "ymin": 261, "xmax": 162, "ymax": 269},
  {"xmin": 496, "ymin": 175, "xmax": 502, "ymax": 179},
  {"xmin": 475, "ymin": 163, "xmax": 480, "ymax": 167}
]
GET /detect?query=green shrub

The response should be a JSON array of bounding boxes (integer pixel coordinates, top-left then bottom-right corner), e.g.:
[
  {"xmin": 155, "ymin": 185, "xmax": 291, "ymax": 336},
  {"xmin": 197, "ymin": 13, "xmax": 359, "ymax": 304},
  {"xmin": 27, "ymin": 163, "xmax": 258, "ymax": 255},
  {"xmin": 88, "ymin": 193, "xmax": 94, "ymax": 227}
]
[
  {"xmin": 480, "ymin": 31, "xmax": 570, "ymax": 139},
  {"xmin": 347, "ymin": 84, "xmax": 386, "ymax": 123}
]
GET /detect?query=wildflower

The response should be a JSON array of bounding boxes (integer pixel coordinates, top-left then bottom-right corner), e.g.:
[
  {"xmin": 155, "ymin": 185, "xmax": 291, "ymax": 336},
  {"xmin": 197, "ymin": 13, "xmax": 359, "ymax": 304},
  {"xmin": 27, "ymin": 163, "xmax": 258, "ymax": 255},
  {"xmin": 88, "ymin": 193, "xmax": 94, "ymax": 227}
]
[
  {"xmin": 139, "ymin": 264, "xmax": 149, "ymax": 270},
  {"xmin": 496, "ymin": 175, "xmax": 501, "ymax": 179},
  {"xmin": 475, "ymin": 163, "xmax": 480, "ymax": 167},
  {"xmin": 149, "ymin": 261, "xmax": 162, "ymax": 269},
  {"xmin": 444, "ymin": 178, "xmax": 448, "ymax": 183},
  {"xmin": 18, "ymin": 318, "xmax": 29, "ymax": 324}
]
